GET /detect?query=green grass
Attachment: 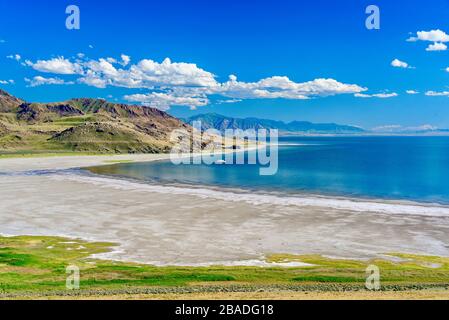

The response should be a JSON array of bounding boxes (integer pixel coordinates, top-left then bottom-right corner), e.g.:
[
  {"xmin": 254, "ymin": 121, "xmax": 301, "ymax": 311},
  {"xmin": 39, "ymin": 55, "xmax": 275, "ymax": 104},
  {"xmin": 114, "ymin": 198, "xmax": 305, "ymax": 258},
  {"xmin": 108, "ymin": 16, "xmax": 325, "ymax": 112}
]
[
  {"xmin": 0, "ymin": 112, "xmax": 170, "ymax": 155},
  {"xmin": 0, "ymin": 236, "xmax": 448, "ymax": 297},
  {"xmin": 51, "ymin": 115, "xmax": 95, "ymax": 126}
]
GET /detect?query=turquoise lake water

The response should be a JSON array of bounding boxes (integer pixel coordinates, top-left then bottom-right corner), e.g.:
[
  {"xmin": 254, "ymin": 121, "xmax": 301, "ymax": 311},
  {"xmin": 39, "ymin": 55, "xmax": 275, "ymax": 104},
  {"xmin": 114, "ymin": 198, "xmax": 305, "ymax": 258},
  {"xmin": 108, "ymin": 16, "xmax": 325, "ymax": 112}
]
[{"xmin": 89, "ymin": 136, "xmax": 449, "ymax": 204}]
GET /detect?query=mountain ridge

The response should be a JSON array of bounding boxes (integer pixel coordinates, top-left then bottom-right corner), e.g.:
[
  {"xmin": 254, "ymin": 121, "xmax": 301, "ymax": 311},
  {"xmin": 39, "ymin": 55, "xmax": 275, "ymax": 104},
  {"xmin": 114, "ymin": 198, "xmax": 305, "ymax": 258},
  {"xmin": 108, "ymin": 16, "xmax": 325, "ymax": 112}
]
[
  {"xmin": 183, "ymin": 113, "xmax": 365, "ymax": 134},
  {"xmin": 0, "ymin": 89, "xmax": 190, "ymax": 154},
  {"xmin": 0, "ymin": 88, "xmax": 24, "ymax": 113}
]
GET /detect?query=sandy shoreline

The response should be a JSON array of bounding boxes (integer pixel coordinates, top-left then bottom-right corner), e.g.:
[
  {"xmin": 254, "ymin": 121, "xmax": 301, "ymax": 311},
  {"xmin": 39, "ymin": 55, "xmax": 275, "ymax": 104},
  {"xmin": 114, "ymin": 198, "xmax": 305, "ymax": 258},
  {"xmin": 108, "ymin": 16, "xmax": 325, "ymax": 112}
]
[
  {"xmin": 1, "ymin": 154, "xmax": 449, "ymax": 266},
  {"xmin": 0, "ymin": 154, "xmax": 173, "ymax": 173}
]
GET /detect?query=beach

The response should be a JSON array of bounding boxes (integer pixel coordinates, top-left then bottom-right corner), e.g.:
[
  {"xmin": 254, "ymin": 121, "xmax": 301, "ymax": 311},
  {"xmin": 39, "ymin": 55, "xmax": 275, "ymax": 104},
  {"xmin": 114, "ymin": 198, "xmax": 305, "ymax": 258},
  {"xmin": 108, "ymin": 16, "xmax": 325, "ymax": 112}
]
[{"xmin": 1, "ymin": 154, "xmax": 449, "ymax": 266}]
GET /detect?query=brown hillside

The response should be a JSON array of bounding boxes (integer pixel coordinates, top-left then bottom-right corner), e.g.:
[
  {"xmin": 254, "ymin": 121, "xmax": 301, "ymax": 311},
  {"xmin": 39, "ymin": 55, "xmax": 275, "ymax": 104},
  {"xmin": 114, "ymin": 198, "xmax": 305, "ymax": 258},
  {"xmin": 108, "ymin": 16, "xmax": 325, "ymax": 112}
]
[
  {"xmin": 0, "ymin": 89, "xmax": 24, "ymax": 112},
  {"xmin": 0, "ymin": 88, "xmax": 196, "ymax": 154}
]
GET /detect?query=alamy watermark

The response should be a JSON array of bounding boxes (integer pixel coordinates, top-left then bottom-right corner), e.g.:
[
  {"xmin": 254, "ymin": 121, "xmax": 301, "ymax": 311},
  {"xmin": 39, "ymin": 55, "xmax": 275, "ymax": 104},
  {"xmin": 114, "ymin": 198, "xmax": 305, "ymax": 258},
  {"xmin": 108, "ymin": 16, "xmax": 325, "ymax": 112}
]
[
  {"xmin": 63, "ymin": 5, "xmax": 379, "ymax": 32},
  {"xmin": 170, "ymin": 121, "xmax": 279, "ymax": 176},
  {"xmin": 365, "ymin": 5, "xmax": 380, "ymax": 30},
  {"xmin": 365, "ymin": 264, "xmax": 381, "ymax": 291},
  {"xmin": 66, "ymin": 5, "xmax": 80, "ymax": 30},
  {"xmin": 66, "ymin": 265, "xmax": 80, "ymax": 290}
]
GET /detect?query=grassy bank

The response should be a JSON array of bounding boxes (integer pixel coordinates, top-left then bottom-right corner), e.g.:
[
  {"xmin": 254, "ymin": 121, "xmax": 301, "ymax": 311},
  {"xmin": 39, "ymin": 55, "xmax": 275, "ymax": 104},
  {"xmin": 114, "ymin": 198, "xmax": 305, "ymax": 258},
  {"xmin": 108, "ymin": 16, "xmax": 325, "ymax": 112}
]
[{"xmin": 0, "ymin": 236, "xmax": 448, "ymax": 299}]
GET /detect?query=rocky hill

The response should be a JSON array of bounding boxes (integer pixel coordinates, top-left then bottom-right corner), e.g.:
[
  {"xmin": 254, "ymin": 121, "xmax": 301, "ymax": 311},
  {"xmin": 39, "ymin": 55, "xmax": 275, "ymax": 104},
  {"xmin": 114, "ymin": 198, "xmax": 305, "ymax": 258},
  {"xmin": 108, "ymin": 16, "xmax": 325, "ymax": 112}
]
[
  {"xmin": 0, "ymin": 89, "xmax": 191, "ymax": 154},
  {"xmin": 0, "ymin": 89, "xmax": 23, "ymax": 113}
]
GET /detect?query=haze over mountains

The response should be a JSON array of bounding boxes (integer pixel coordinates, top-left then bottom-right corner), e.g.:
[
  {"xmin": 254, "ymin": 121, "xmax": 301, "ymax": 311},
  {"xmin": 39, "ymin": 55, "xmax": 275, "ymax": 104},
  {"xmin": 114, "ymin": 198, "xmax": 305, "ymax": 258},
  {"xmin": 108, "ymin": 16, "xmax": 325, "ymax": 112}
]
[
  {"xmin": 184, "ymin": 113, "xmax": 365, "ymax": 134},
  {"xmin": 371, "ymin": 124, "xmax": 449, "ymax": 135},
  {"xmin": 184, "ymin": 113, "xmax": 449, "ymax": 135}
]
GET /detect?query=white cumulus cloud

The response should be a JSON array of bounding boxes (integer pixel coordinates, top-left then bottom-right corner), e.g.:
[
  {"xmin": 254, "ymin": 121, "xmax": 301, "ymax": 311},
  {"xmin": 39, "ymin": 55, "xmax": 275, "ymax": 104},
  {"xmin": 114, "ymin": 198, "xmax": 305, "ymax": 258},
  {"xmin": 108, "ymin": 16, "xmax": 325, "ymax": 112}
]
[
  {"xmin": 426, "ymin": 42, "xmax": 447, "ymax": 51},
  {"xmin": 21, "ymin": 54, "xmax": 368, "ymax": 110},
  {"xmin": 211, "ymin": 76, "xmax": 366, "ymax": 100},
  {"xmin": 411, "ymin": 29, "xmax": 449, "ymax": 42},
  {"xmin": 0, "ymin": 79, "xmax": 14, "ymax": 85},
  {"xmin": 391, "ymin": 59, "xmax": 411, "ymax": 69},
  {"xmin": 124, "ymin": 92, "xmax": 209, "ymax": 111},
  {"xmin": 355, "ymin": 92, "xmax": 398, "ymax": 99},
  {"xmin": 25, "ymin": 57, "xmax": 82, "ymax": 75},
  {"xmin": 120, "ymin": 54, "xmax": 131, "ymax": 66},
  {"xmin": 133, "ymin": 58, "xmax": 218, "ymax": 87},
  {"xmin": 407, "ymin": 29, "xmax": 449, "ymax": 52},
  {"xmin": 425, "ymin": 91, "xmax": 449, "ymax": 97},
  {"xmin": 7, "ymin": 54, "xmax": 21, "ymax": 61},
  {"xmin": 25, "ymin": 76, "xmax": 74, "ymax": 87}
]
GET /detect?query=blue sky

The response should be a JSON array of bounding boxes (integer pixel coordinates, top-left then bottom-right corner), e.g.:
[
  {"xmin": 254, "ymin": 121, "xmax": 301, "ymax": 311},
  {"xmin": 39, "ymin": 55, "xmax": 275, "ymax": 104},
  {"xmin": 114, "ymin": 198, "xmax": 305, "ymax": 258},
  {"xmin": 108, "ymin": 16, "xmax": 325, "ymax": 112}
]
[{"xmin": 1, "ymin": 0, "xmax": 449, "ymax": 129}]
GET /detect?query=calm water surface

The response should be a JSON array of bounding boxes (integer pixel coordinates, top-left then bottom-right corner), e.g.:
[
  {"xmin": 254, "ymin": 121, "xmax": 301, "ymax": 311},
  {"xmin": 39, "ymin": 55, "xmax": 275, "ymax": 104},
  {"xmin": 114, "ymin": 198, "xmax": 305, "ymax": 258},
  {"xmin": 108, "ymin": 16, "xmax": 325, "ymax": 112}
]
[{"xmin": 88, "ymin": 136, "xmax": 449, "ymax": 204}]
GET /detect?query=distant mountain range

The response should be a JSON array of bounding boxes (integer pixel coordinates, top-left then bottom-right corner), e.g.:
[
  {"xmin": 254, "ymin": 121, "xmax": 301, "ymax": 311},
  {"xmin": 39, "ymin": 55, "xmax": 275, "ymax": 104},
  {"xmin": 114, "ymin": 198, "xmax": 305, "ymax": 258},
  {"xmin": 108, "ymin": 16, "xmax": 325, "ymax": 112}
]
[
  {"xmin": 371, "ymin": 125, "xmax": 449, "ymax": 135},
  {"xmin": 183, "ymin": 114, "xmax": 449, "ymax": 135},
  {"xmin": 183, "ymin": 113, "xmax": 365, "ymax": 134}
]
